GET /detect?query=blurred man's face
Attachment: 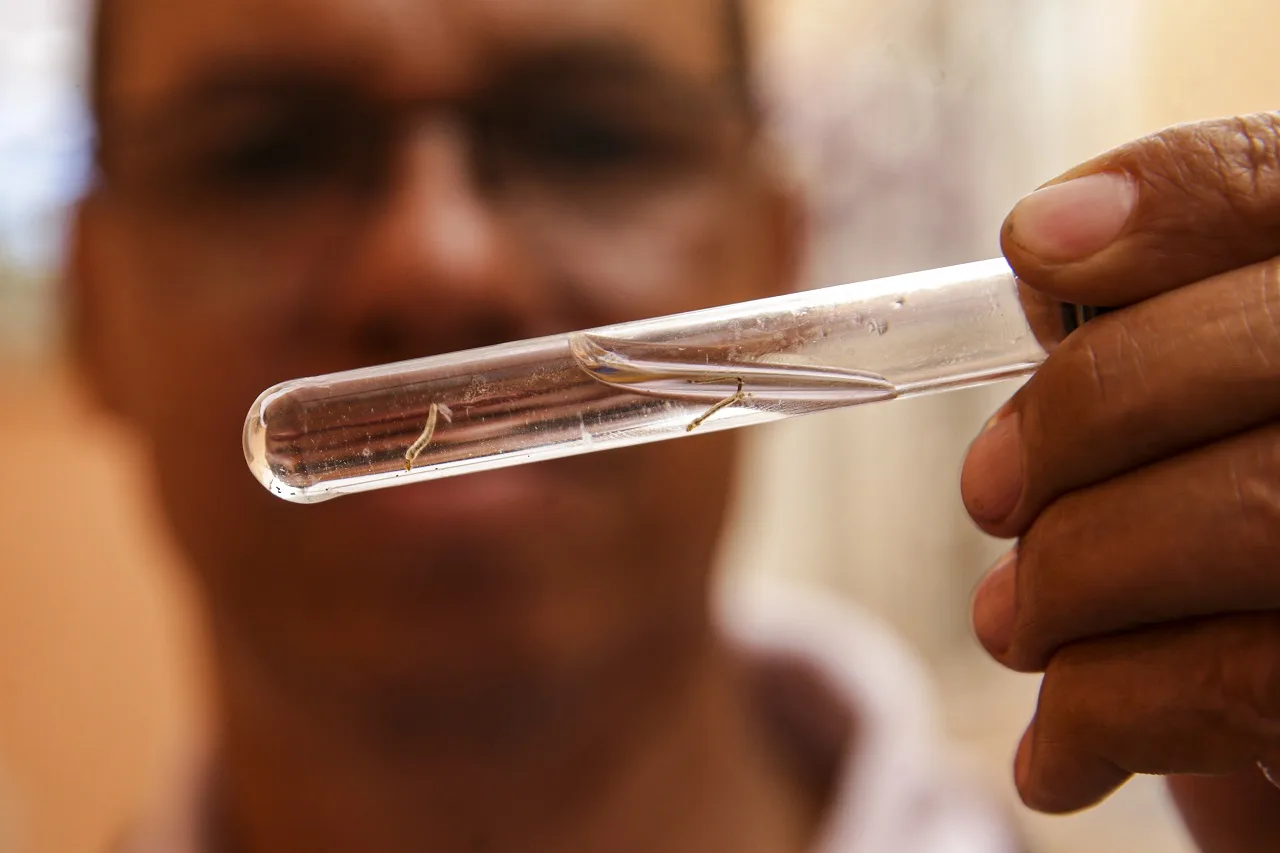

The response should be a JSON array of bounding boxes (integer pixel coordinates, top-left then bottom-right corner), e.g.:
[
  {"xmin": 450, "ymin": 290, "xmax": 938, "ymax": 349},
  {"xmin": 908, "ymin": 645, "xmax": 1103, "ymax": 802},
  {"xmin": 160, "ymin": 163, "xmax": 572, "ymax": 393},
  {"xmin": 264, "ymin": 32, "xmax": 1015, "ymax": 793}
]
[{"xmin": 78, "ymin": 0, "xmax": 796, "ymax": 715}]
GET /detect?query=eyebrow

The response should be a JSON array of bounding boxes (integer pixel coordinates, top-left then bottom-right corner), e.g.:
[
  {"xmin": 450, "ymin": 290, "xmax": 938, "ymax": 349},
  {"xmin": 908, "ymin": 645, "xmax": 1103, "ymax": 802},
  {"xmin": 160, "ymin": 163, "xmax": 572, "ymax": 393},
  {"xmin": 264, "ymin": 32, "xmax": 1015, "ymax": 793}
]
[{"xmin": 107, "ymin": 38, "xmax": 739, "ymax": 143}]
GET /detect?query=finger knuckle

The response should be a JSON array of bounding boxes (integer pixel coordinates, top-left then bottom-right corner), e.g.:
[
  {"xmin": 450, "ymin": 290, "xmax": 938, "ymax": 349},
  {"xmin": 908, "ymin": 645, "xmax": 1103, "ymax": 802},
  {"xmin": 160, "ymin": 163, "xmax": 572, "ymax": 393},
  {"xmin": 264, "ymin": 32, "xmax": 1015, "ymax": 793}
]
[
  {"xmin": 1177, "ymin": 114, "xmax": 1280, "ymax": 213},
  {"xmin": 1211, "ymin": 617, "xmax": 1280, "ymax": 745},
  {"xmin": 1049, "ymin": 318, "xmax": 1150, "ymax": 415},
  {"xmin": 1224, "ymin": 431, "xmax": 1280, "ymax": 554},
  {"xmin": 1132, "ymin": 113, "xmax": 1280, "ymax": 225},
  {"xmin": 1225, "ymin": 114, "xmax": 1280, "ymax": 198},
  {"xmin": 1230, "ymin": 260, "xmax": 1280, "ymax": 371}
]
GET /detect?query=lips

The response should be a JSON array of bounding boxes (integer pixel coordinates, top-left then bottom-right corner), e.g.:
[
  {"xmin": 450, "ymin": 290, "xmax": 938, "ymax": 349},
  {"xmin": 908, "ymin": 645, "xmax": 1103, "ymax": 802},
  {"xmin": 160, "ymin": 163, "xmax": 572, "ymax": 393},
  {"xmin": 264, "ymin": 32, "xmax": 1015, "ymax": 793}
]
[
  {"xmin": 258, "ymin": 458, "xmax": 604, "ymax": 616},
  {"xmin": 335, "ymin": 460, "xmax": 574, "ymax": 532}
]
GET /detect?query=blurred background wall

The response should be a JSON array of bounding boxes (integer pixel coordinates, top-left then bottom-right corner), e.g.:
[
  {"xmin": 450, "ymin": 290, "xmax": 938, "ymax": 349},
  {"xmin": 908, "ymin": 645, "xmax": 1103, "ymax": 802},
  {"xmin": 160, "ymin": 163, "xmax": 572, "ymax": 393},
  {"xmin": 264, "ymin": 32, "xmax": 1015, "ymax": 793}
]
[{"xmin": 1, "ymin": 1, "xmax": 1277, "ymax": 852}]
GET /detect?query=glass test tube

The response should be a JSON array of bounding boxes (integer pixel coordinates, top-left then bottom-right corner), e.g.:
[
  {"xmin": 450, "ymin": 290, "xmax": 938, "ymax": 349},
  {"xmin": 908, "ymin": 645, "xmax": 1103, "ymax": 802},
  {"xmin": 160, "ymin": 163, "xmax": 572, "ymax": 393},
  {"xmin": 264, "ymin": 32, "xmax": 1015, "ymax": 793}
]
[{"xmin": 244, "ymin": 259, "xmax": 1074, "ymax": 503}]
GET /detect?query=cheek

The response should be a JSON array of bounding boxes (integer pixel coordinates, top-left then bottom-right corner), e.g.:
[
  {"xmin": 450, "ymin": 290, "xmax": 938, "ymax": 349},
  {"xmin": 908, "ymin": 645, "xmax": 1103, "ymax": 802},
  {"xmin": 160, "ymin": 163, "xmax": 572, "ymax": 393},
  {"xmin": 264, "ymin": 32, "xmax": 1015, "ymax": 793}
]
[
  {"xmin": 122, "ymin": 209, "xmax": 354, "ymax": 327},
  {"xmin": 105, "ymin": 222, "xmax": 348, "ymax": 568},
  {"xmin": 113, "ymin": 209, "xmax": 363, "ymax": 403}
]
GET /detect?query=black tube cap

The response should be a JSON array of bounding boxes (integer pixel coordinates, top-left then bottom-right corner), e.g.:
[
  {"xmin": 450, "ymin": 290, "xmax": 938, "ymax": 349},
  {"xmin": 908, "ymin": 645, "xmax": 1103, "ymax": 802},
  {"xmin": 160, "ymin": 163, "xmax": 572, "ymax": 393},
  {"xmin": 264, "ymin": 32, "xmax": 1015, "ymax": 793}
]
[{"xmin": 1061, "ymin": 304, "xmax": 1114, "ymax": 334}]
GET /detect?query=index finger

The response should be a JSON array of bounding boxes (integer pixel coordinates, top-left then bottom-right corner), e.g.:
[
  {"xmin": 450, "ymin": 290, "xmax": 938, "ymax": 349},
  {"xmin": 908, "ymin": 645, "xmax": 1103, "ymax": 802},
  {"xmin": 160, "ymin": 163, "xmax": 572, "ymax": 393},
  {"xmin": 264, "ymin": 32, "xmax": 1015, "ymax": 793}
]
[{"xmin": 1004, "ymin": 112, "xmax": 1280, "ymax": 306}]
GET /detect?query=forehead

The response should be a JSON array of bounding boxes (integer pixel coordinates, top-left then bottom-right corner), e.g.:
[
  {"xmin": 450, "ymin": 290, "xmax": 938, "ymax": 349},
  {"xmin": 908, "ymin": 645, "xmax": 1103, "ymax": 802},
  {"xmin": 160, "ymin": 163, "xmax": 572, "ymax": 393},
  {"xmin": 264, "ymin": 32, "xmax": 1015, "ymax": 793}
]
[{"xmin": 107, "ymin": 0, "xmax": 730, "ymax": 106}]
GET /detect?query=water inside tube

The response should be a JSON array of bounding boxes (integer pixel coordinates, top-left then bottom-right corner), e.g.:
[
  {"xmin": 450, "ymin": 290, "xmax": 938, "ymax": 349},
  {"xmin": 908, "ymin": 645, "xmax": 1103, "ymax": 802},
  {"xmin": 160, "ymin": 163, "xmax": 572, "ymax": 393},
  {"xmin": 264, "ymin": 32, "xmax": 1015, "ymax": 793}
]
[{"xmin": 246, "ymin": 258, "xmax": 1056, "ymax": 502}]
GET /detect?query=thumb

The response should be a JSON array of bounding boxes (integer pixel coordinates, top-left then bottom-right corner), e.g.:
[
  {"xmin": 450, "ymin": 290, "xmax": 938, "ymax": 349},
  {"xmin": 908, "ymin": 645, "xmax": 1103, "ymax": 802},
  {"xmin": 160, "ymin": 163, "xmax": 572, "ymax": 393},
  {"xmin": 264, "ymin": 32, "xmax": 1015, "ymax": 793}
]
[{"xmin": 1003, "ymin": 113, "xmax": 1280, "ymax": 306}]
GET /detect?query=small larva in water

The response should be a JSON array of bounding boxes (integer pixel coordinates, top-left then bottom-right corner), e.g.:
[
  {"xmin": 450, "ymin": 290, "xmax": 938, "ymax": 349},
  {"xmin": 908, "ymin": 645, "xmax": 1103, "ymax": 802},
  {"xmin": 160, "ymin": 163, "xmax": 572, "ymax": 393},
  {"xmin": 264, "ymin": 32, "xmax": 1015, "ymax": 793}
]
[
  {"xmin": 687, "ymin": 378, "xmax": 747, "ymax": 432},
  {"xmin": 404, "ymin": 403, "xmax": 441, "ymax": 472}
]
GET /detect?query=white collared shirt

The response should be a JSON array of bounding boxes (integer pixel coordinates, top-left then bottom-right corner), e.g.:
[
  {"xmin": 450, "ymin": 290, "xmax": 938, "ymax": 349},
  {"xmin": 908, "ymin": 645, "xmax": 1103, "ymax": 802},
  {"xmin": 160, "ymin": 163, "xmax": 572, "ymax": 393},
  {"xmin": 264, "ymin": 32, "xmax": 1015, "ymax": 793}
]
[{"xmin": 719, "ymin": 575, "xmax": 1018, "ymax": 853}]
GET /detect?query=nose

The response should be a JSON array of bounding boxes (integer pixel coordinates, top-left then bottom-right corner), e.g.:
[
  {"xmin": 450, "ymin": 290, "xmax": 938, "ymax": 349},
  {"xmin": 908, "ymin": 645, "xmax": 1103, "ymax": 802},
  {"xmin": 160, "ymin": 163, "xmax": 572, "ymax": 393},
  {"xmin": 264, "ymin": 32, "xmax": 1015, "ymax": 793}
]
[{"xmin": 314, "ymin": 120, "xmax": 549, "ymax": 364}]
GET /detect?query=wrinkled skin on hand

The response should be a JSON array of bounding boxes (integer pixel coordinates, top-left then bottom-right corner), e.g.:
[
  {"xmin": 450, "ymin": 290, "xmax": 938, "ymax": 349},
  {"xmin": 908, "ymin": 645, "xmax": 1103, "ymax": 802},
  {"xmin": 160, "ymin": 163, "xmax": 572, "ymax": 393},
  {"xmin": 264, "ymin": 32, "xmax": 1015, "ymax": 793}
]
[{"xmin": 964, "ymin": 113, "xmax": 1280, "ymax": 852}]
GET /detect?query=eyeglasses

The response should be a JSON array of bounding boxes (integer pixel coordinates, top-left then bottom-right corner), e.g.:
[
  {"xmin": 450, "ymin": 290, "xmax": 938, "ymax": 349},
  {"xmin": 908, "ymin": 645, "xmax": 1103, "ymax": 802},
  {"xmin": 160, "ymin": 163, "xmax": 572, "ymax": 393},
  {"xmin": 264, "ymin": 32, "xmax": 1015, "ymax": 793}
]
[{"xmin": 97, "ymin": 56, "xmax": 756, "ymax": 255}]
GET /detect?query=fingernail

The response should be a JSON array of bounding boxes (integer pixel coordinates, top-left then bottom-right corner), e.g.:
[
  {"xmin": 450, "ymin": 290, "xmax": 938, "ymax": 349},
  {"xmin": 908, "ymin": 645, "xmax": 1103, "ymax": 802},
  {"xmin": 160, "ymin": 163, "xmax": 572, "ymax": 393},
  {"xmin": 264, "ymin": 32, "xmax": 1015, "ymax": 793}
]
[
  {"xmin": 972, "ymin": 549, "xmax": 1017, "ymax": 656},
  {"xmin": 962, "ymin": 412, "xmax": 1024, "ymax": 525},
  {"xmin": 1007, "ymin": 172, "xmax": 1136, "ymax": 263}
]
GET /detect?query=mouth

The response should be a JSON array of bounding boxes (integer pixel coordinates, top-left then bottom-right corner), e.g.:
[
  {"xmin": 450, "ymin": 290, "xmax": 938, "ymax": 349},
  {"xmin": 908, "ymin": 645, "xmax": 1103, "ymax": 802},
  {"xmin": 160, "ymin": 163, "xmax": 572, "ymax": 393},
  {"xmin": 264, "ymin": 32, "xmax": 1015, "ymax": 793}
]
[{"xmin": 338, "ymin": 461, "xmax": 575, "ymax": 530}]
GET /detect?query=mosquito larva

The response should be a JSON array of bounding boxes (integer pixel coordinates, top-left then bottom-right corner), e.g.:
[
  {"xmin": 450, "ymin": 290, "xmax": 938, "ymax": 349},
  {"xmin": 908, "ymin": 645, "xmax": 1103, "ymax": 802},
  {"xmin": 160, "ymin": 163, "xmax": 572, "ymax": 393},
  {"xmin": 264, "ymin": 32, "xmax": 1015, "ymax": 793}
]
[
  {"xmin": 404, "ymin": 403, "xmax": 441, "ymax": 472},
  {"xmin": 687, "ymin": 378, "xmax": 747, "ymax": 432}
]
